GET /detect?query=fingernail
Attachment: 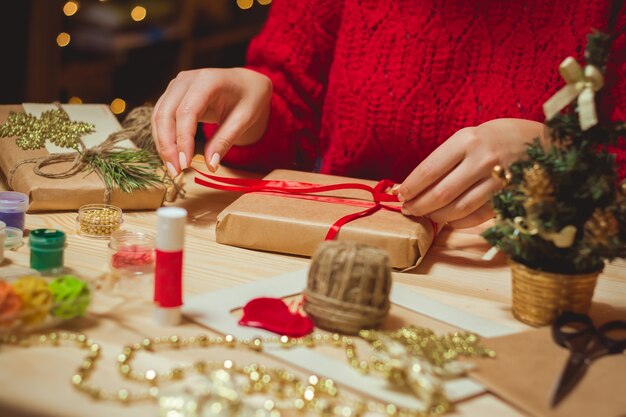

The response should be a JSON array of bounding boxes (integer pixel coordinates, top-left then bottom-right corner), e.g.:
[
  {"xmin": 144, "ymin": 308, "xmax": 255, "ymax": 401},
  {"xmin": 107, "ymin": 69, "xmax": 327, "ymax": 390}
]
[
  {"xmin": 390, "ymin": 184, "xmax": 400, "ymax": 194},
  {"xmin": 401, "ymin": 206, "xmax": 410, "ymax": 215},
  {"xmin": 166, "ymin": 162, "xmax": 178, "ymax": 177},
  {"xmin": 397, "ymin": 193, "xmax": 406, "ymax": 202},
  {"xmin": 209, "ymin": 153, "xmax": 221, "ymax": 172},
  {"xmin": 178, "ymin": 152, "xmax": 188, "ymax": 170}
]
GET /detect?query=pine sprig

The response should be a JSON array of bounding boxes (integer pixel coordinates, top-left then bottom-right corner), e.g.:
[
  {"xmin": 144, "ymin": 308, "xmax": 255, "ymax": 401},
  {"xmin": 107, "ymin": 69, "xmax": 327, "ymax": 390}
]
[{"xmin": 85, "ymin": 149, "xmax": 164, "ymax": 194}]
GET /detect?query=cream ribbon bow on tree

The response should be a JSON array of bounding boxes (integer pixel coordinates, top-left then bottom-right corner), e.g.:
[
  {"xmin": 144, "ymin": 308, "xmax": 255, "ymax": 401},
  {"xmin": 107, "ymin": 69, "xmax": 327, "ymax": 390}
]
[{"xmin": 543, "ymin": 56, "xmax": 604, "ymax": 131}]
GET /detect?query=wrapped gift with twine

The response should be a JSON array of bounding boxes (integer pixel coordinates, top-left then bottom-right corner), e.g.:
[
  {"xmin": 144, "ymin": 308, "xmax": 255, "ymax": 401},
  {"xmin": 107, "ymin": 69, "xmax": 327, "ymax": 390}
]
[
  {"xmin": 0, "ymin": 104, "xmax": 167, "ymax": 211},
  {"xmin": 195, "ymin": 169, "xmax": 439, "ymax": 270}
]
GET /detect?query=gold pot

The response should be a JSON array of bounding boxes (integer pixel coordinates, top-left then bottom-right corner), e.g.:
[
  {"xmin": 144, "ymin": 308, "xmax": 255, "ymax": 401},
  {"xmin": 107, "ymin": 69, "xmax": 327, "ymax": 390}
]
[{"xmin": 510, "ymin": 260, "xmax": 601, "ymax": 326}]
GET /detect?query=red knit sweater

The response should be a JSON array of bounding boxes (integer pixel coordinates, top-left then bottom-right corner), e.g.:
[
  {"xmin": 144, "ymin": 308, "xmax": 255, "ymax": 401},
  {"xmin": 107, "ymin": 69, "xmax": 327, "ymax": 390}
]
[{"xmin": 205, "ymin": 0, "xmax": 626, "ymax": 182}]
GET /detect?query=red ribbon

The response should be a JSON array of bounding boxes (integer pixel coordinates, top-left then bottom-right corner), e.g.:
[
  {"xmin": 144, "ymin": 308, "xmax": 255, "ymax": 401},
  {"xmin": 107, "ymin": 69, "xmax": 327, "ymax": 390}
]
[{"xmin": 194, "ymin": 170, "xmax": 438, "ymax": 241}]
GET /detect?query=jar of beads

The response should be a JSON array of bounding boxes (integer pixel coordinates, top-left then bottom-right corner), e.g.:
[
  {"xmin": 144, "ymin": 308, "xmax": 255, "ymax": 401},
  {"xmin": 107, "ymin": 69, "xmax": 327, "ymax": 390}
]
[
  {"xmin": 0, "ymin": 273, "xmax": 91, "ymax": 333},
  {"xmin": 0, "ymin": 191, "xmax": 28, "ymax": 231},
  {"xmin": 107, "ymin": 230, "xmax": 155, "ymax": 296},
  {"xmin": 29, "ymin": 229, "xmax": 66, "ymax": 273},
  {"xmin": 77, "ymin": 204, "xmax": 123, "ymax": 238}
]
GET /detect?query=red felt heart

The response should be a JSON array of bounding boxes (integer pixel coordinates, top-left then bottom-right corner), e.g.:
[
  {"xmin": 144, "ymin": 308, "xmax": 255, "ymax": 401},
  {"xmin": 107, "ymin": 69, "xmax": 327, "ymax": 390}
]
[{"xmin": 238, "ymin": 297, "xmax": 314, "ymax": 337}]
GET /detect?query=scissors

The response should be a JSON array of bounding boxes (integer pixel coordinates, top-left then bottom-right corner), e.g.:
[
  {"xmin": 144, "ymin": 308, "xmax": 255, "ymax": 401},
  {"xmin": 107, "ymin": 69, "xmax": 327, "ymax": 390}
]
[{"xmin": 550, "ymin": 311, "xmax": 626, "ymax": 407}]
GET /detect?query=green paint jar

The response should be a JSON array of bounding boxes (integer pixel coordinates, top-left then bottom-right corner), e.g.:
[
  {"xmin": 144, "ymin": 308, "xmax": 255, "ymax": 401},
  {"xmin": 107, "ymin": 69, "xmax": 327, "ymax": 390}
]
[{"xmin": 29, "ymin": 229, "xmax": 66, "ymax": 272}]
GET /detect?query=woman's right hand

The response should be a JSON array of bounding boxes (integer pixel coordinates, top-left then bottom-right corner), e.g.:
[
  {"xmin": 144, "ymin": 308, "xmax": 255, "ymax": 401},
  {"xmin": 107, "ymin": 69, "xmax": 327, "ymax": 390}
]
[{"xmin": 151, "ymin": 67, "xmax": 272, "ymax": 176}]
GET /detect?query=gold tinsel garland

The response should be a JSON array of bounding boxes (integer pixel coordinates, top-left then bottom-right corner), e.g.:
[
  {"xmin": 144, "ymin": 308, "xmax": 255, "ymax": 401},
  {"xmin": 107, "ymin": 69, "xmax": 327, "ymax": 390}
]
[{"xmin": 0, "ymin": 327, "xmax": 494, "ymax": 417}]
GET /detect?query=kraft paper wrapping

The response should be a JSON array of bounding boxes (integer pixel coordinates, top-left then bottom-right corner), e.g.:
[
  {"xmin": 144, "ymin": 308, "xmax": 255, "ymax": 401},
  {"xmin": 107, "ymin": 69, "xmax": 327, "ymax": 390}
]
[
  {"xmin": 215, "ymin": 169, "xmax": 437, "ymax": 269},
  {"xmin": 470, "ymin": 327, "xmax": 626, "ymax": 417},
  {"xmin": 0, "ymin": 105, "xmax": 166, "ymax": 212}
]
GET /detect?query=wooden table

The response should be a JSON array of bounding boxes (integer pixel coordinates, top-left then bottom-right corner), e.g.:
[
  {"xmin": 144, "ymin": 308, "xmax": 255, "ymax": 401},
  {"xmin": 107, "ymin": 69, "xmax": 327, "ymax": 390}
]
[{"xmin": 1, "ymin": 158, "xmax": 625, "ymax": 417}]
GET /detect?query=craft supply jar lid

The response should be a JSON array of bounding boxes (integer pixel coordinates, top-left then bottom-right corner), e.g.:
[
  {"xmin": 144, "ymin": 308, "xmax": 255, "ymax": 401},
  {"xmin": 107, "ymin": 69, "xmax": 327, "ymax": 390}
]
[
  {"xmin": 0, "ymin": 191, "xmax": 29, "ymax": 212},
  {"xmin": 0, "ymin": 191, "xmax": 28, "ymax": 231},
  {"xmin": 77, "ymin": 204, "xmax": 123, "ymax": 238},
  {"xmin": 29, "ymin": 229, "xmax": 67, "ymax": 249}
]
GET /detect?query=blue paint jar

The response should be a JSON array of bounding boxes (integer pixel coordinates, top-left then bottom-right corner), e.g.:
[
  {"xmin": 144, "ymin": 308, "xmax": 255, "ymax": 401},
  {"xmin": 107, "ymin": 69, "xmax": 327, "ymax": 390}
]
[{"xmin": 0, "ymin": 191, "xmax": 28, "ymax": 231}]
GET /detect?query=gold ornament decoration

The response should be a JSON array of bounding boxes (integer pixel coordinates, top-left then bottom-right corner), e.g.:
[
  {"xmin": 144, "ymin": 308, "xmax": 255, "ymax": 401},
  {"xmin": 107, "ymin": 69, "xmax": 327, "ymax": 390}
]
[
  {"xmin": 511, "ymin": 217, "xmax": 577, "ymax": 249},
  {"xmin": 520, "ymin": 164, "xmax": 554, "ymax": 209},
  {"xmin": 0, "ymin": 109, "xmax": 94, "ymax": 150},
  {"xmin": 584, "ymin": 208, "xmax": 619, "ymax": 247},
  {"xmin": 543, "ymin": 57, "xmax": 604, "ymax": 130}
]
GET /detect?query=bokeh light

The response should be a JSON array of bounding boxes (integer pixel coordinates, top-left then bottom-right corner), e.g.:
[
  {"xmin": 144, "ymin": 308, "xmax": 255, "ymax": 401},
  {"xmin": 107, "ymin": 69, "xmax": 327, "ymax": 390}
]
[
  {"xmin": 68, "ymin": 97, "xmax": 83, "ymax": 104},
  {"xmin": 130, "ymin": 6, "xmax": 147, "ymax": 22},
  {"xmin": 257, "ymin": 0, "xmax": 272, "ymax": 5},
  {"xmin": 63, "ymin": 1, "xmax": 79, "ymax": 17},
  {"xmin": 237, "ymin": 0, "xmax": 254, "ymax": 10},
  {"xmin": 56, "ymin": 32, "xmax": 71, "ymax": 47},
  {"xmin": 110, "ymin": 98, "xmax": 127, "ymax": 115}
]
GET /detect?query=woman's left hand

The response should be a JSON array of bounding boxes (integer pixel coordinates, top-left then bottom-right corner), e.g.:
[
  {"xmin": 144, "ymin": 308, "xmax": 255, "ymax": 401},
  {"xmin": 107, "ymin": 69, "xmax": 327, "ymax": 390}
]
[{"xmin": 397, "ymin": 118, "xmax": 545, "ymax": 228}]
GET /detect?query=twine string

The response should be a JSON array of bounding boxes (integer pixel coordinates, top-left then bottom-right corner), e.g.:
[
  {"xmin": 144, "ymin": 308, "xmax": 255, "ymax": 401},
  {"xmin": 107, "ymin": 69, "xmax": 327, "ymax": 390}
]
[{"xmin": 304, "ymin": 242, "xmax": 392, "ymax": 334}]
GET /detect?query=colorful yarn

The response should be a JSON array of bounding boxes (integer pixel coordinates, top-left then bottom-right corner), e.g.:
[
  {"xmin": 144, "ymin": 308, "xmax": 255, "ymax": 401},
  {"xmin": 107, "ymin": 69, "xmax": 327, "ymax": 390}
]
[
  {"xmin": 11, "ymin": 276, "xmax": 53, "ymax": 325},
  {"xmin": 48, "ymin": 275, "xmax": 91, "ymax": 319},
  {"xmin": 0, "ymin": 281, "xmax": 22, "ymax": 327}
]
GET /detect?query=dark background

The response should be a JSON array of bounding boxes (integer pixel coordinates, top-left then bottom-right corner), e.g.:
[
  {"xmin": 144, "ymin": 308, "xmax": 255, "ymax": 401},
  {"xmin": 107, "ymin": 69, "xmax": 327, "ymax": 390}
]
[{"xmin": 1, "ymin": 0, "xmax": 270, "ymax": 117}]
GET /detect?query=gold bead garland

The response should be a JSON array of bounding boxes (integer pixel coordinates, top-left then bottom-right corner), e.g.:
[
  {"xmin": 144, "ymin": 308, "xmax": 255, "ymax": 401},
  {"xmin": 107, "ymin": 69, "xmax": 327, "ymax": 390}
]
[
  {"xmin": 77, "ymin": 204, "xmax": 123, "ymax": 237},
  {"xmin": 0, "ymin": 327, "xmax": 494, "ymax": 417}
]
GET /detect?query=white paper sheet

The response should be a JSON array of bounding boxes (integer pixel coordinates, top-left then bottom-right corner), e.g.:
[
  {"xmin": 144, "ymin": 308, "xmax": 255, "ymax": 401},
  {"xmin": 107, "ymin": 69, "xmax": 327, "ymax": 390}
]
[{"xmin": 184, "ymin": 269, "xmax": 518, "ymax": 410}]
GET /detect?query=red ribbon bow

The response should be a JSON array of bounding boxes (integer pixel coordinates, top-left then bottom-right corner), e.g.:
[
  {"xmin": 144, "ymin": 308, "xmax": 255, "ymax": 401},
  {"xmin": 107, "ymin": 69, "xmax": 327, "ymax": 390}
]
[{"xmin": 194, "ymin": 170, "xmax": 437, "ymax": 241}]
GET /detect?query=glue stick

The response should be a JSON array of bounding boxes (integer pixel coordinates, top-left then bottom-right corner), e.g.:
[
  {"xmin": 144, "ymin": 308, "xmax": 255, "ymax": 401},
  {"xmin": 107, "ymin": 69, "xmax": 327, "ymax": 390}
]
[{"xmin": 153, "ymin": 207, "xmax": 187, "ymax": 325}]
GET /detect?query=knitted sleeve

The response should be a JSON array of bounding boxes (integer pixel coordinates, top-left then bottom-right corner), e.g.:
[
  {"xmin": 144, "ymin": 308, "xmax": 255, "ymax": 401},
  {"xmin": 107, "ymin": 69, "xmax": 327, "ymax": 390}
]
[{"xmin": 203, "ymin": 0, "xmax": 344, "ymax": 172}]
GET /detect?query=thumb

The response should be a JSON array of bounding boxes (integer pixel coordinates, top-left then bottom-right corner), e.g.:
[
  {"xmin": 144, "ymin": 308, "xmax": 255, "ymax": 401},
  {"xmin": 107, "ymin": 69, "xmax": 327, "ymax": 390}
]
[{"xmin": 203, "ymin": 110, "xmax": 251, "ymax": 172}]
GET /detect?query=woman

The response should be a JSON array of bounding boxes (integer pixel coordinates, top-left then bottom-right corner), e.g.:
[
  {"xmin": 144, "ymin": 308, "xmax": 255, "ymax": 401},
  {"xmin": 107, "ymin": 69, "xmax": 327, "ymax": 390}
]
[{"xmin": 152, "ymin": 0, "xmax": 626, "ymax": 228}]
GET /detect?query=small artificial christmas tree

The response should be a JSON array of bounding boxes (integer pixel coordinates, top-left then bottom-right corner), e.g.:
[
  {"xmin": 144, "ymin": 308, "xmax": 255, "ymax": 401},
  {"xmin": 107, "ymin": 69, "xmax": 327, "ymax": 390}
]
[{"xmin": 483, "ymin": 31, "xmax": 626, "ymax": 275}]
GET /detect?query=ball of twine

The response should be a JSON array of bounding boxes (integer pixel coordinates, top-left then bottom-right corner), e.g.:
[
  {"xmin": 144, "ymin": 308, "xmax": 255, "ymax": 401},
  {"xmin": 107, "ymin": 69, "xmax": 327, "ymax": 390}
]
[{"xmin": 303, "ymin": 241, "xmax": 392, "ymax": 335}]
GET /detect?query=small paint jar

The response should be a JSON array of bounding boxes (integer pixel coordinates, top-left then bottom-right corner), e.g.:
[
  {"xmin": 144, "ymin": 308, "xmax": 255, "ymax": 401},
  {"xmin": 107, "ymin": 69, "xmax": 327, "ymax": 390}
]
[
  {"xmin": 0, "ymin": 191, "xmax": 29, "ymax": 231},
  {"xmin": 0, "ymin": 221, "xmax": 6, "ymax": 263},
  {"xmin": 4, "ymin": 227, "xmax": 24, "ymax": 250},
  {"xmin": 29, "ymin": 229, "xmax": 66, "ymax": 273},
  {"xmin": 77, "ymin": 204, "xmax": 123, "ymax": 238},
  {"xmin": 109, "ymin": 230, "xmax": 155, "ymax": 278}
]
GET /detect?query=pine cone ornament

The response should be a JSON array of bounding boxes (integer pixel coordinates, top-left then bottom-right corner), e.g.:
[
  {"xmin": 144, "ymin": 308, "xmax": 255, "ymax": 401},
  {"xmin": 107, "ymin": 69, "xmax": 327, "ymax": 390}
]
[
  {"xmin": 520, "ymin": 164, "xmax": 554, "ymax": 210},
  {"xmin": 584, "ymin": 208, "xmax": 619, "ymax": 247}
]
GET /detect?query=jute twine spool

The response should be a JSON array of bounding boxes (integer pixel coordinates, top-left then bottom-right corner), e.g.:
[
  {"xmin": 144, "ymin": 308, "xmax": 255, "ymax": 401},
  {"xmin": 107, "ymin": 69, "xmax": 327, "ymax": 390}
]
[
  {"xmin": 303, "ymin": 241, "xmax": 392, "ymax": 334},
  {"xmin": 510, "ymin": 260, "xmax": 600, "ymax": 327}
]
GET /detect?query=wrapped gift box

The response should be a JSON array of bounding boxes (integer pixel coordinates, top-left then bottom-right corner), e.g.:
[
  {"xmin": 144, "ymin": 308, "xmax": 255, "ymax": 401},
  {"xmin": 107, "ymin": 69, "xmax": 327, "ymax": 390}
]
[
  {"xmin": 0, "ymin": 104, "xmax": 166, "ymax": 211},
  {"xmin": 215, "ymin": 169, "xmax": 438, "ymax": 269}
]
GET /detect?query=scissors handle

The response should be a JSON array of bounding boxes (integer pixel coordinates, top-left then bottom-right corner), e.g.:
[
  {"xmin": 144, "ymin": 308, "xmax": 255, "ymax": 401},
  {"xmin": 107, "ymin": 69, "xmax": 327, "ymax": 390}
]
[
  {"xmin": 552, "ymin": 311, "xmax": 595, "ymax": 348},
  {"xmin": 597, "ymin": 320, "xmax": 626, "ymax": 354}
]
